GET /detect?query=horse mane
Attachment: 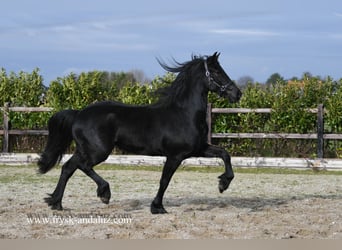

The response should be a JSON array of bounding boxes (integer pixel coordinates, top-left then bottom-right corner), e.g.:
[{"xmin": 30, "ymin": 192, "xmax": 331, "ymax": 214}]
[{"xmin": 154, "ymin": 55, "xmax": 205, "ymax": 106}]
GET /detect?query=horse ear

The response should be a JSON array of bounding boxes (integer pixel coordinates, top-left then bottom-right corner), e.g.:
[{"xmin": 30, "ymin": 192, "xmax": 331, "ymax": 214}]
[
  {"xmin": 208, "ymin": 52, "xmax": 220, "ymax": 64},
  {"xmin": 213, "ymin": 52, "xmax": 220, "ymax": 59}
]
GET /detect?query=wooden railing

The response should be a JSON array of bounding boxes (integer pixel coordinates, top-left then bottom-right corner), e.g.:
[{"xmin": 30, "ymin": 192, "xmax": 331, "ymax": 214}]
[
  {"xmin": 206, "ymin": 104, "xmax": 342, "ymax": 159},
  {"xmin": 0, "ymin": 103, "xmax": 53, "ymax": 152},
  {"xmin": 2, "ymin": 103, "xmax": 342, "ymax": 158}
]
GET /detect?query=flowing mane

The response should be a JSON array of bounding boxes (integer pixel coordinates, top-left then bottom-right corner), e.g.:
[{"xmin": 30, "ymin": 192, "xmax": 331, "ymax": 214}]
[{"xmin": 154, "ymin": 55, "xmax": 206, "ymax": 106}]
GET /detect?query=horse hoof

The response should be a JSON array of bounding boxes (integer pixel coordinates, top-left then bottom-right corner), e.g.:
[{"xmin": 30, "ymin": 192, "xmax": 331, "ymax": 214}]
[
  {"xmin": 44, "ymin": 195, "xmax": 63, "ymax": 210},
  {"xmin": 151, "ymin": 207, "xmax": 168, "ymax": 214},
  {"xmin": 150, "ymin": 202, "xmax": 168, "ymax": 214},
  {"xmin": 51, "ymin": 204, "xmax": 63, "ymax": 210},
  {"xmin": 100, "ymin": 197, "xmax": 110, "ymax": 204},
  {"xmin": 97, "ymin": 185, "xmax": 111, "ymax": 204},
  {"xmin": 218, "ymin": 174, "xmax": 233, "ymax": 193}
]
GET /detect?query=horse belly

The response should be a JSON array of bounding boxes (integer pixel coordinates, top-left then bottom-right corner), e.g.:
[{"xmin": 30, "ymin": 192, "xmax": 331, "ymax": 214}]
[{"xmin": 114, "ymin": 127, "xmax": 162, "ymax": 155}]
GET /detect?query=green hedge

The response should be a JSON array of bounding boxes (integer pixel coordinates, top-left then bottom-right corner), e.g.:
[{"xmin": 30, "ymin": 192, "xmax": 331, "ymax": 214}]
[{"xmin": 1, "ymin": 68, "xmax": 342, "ymax": 157}]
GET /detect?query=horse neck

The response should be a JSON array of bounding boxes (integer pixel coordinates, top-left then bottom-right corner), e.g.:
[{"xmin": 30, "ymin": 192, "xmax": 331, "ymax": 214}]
[{"xmin": 174, "ymin": 78, "xmax": 209, "ymax": 113}]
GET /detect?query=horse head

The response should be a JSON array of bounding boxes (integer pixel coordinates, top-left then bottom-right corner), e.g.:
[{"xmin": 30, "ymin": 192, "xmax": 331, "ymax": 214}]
[{"xmin": 204, "ymin": 52, "xmax": 242, "ymax": 103}]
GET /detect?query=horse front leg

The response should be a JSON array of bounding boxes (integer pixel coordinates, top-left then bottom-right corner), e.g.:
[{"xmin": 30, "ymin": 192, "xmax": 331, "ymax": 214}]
[
  {"xmin": 151, "ymin": 156, "xmax": 183, "ymax": 214},
  {"xmin": 201, "ymin": 144, "xmax": 234, "ymax": 193}
]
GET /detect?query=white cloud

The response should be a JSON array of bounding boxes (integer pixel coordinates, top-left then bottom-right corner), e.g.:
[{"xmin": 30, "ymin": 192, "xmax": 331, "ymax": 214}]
[
  {"xmin": 210, "ymin": 28, "xmax": 281, "ymax": 37},
  {"xmin": 0, "ymin": 17, "xmax": 156, "ymax": 53},
  {"xmin": 50, "ymin": 24, "xmax": 76, "ymax": 33}
]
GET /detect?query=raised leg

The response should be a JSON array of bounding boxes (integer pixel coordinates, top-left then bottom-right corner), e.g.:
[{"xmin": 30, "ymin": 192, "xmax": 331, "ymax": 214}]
[
  {"xmin": 201, "ymin": 144, "xmax": 234, "ymax": 193},
  {"xmin": 151, "ymin": 156, "xmax": 183, "ymax": 214},
  {"xmin": 79, "ymin": 167, "xmax": 111, "ymax": 204},
  {"xmin": 73, "ymin": 128, "xmax": 113, "ymax": 205},
  {"xmin": 45, "ymin": 155, "xmax": 79, "ymax": 210}
]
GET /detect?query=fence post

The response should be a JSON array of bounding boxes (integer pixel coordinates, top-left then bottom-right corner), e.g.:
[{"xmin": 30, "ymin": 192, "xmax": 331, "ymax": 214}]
[
  {"xmin": 206, "ymin": 103, "xmax": 212, "ymax": 144},
  {"xmin": 317, "ymin": 104, "xmax": 324, "ymax": 159},
  {"xmin": 3, "ymin": 102, "xmax": 10, "ymax": 153}
]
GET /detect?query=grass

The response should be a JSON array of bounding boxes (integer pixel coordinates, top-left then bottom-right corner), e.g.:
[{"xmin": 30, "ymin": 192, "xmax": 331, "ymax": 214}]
[
  {"xmin": 1, "ymin": 164, "xmax": 342, "ymax": 175},
  {"xmin": 0, "ymin": 169, "xmax": 58, "ymax": 184}
]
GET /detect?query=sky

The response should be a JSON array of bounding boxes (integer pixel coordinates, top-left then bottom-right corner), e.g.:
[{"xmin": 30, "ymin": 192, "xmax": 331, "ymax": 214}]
[{"xmin": 1, "ymin": 0, "xmax": 341, "ymax": 85}]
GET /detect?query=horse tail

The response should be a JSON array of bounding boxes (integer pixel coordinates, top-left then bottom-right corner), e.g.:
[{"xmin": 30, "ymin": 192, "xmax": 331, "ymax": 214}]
[{"xmin": 38, "ymin": 109, "xmax": 79, "ymax": 174}]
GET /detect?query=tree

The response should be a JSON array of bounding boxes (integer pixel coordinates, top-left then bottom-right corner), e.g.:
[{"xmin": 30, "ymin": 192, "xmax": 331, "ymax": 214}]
[
  {"xmin": 302, "ymin": 71, "xmax": 313, "ymax": 79},
  {"xmin": 237, "ymin": 75, "xmax": 254, "ymax": 87},
  {"xmin": 129, "ymin": 69, "xmax": 150, "ymax": 84},
  {"xmin": 266, "ymin": 73, "xmax": 284, "ymax": 86}
]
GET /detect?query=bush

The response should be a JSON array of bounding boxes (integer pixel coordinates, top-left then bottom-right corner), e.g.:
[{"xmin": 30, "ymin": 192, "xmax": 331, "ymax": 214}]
[
  {"xmin": 1, "ymin": 68, "xmax": 342, "ymax": 157},
  {"xmin": 46, "ymin": 71, "xmax": 119, "ymax": 110},
  {"xmin": 0, "ymin": 68, "xmax": 51, "ymax": 152},
  {"xmin": 209, "ymin": 76, "xmax": 341, "ymax": 157},
  {"xmin": 0, "ymin": 68, "xmax": 50, "ymax": 130}
]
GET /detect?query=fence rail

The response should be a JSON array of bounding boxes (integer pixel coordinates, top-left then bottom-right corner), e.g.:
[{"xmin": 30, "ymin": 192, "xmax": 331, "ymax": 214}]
[
  {"xmin": 1, "ymin": 103, "xmax": 342, "ymax": 159},
  {"xmin": 207, "ymin": 103, "xmax": 342, "ymax": 159},
  {"xmin": 1, "ymin": 103, "xmax": 53, "ymax": 152}
]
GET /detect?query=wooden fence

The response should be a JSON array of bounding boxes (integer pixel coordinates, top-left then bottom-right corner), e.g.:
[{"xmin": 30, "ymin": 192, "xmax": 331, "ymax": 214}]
[
  {"xmin": 1, "ymin": 103, "xmax": 342, "ymax": 158},
  {"xmin": 0, "ymin": 103, "xmax": 53, "ymax": 153},
  {"xmin": 206, "ymin": 103, "xmax": 342, "ymax": 159}
]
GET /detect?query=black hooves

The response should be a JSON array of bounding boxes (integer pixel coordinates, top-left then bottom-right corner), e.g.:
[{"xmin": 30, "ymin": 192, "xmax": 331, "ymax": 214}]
[
  {"xmin": 100, "ymin": 196, "xmax": 110, "ymax": 204},
  {"xmin": 150, "ymin": 201, "xmax": 168, "ymax": 214},
  {"xmin": 218, "ymin": 174, "xmax": 234, "ymax": 193},
  {"xmin": 97, "ymin": 184, "xmax": 111, "ymax": 205},
  {"xmin": 44, "ymin": 194, "xmax": 63, "ymax": 210}
]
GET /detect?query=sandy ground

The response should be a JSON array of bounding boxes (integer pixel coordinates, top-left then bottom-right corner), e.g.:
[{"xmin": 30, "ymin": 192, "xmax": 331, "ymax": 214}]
[{"xmin": 0, "ymin": 166, "xmax": 341, "ymax": 239}]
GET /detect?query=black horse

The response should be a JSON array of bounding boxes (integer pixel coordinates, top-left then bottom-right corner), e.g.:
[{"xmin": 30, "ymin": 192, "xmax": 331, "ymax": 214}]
[{"xmin": 38, "ymin": 52, "xmax": 242, "ymax": 214}]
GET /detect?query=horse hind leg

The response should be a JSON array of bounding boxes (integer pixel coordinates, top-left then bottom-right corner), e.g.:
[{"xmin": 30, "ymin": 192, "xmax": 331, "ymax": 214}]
[
  {"xmin": 71, "ymin": 127, "xmax": 113, "ymax": 205},
  {"xmin": 46, "ymin": 151, "xmax": 112, "ymax": 210},
  {"xmin": 45, "ymin": 154, "xmax": 79, "ymax": 210},
  {"xmin": 79, "ymin": 165, "xmax": 111, "ymax": 205},
  {"xmin": 76, "ymin": 148, "xmax": 112, "ymax": 205}
]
